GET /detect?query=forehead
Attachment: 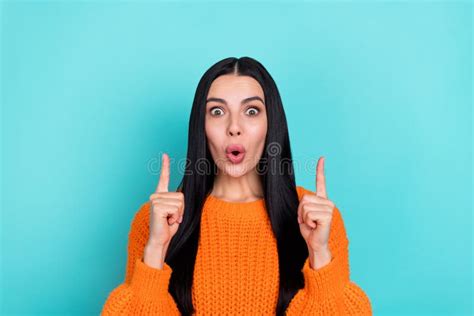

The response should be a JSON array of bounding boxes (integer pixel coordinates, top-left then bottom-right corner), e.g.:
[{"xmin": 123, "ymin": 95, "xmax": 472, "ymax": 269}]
[{"xmin": 207, "ymin": 75, "xmax": 264, "ymax": 100}]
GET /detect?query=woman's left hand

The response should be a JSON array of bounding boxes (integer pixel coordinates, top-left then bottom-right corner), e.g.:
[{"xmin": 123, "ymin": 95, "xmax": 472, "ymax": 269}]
[{"xmin": 297, "ymin": 157, "xmax": 335, "ymax": 267}]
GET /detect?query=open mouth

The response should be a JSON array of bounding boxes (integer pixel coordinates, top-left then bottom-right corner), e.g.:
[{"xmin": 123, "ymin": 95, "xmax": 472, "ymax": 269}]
[
  {"xmin": 226, "ymin": 151, "xmax": 245, "ymax": 164},
  {"xmin": 225, "ymin": 144, "xmax": 246, "ymax": 164}
]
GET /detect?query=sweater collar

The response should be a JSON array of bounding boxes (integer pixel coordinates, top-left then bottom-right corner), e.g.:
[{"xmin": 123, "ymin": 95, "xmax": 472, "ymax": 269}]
[{"xmin": 202, "ymin": 194, "xmax": 267, "ymax": 219}]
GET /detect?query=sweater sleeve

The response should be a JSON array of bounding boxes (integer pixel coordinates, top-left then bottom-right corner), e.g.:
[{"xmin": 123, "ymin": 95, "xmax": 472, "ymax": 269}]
[
  {"xmin": 100, "ymin": 201, "xmax": 180, "ymax": 315},
  {"xmin": 286, "ymin": 186, "xmax": 373, "ymax": 315}
]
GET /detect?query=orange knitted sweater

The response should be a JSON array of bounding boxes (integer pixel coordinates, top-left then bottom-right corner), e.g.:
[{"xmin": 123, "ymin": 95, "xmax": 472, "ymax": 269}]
[{"xmin": 101, "ymin": 185, "xmax": 372, "ymax": 315}]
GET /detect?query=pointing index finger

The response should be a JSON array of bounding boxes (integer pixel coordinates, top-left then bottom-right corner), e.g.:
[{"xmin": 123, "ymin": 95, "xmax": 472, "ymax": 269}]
[
  {"xmin": 156, "ymin": 153, "xmax": 170, "ymax": 193},
  {"xmin": 316, "ymin": 156, "xmax": 327, "ymax": 198}
]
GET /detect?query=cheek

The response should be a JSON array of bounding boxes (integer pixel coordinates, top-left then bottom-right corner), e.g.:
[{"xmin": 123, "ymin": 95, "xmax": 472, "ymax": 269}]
[
  {"xmin": 205, "ymin": 121, "xmax": 224, "ymax": 155},
  {"xmin": 247, "ymin": 118, "xmax": 267, "ymax": 140},
  {"xmin": 246, "ymin": 119, "xmax": 267, "ymax": 153},
  {"xmin": 205, "ymin": 119, "xmax": 218, "ymax": 142}
]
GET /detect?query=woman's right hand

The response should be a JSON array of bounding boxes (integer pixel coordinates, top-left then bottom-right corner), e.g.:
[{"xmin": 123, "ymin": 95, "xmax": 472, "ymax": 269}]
[{"xmin": 147, "ymin": 153, "xmax": 185, "ymax": 248}]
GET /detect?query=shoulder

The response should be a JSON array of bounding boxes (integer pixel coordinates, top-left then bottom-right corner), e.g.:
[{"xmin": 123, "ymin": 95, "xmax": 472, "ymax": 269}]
[
  {"xmin": 295, "ymin": 185, "xmax": 313, "ymax": 200},
  {"xmin": 132, "ymin": 200, "xmax": 151, "ymax": 226},
  {"xmin": 295, "ymin": 185, "xmax": 348, "ymax": 244},
  {"xmin": 128, "ymin": 201, "xmax": 151, "ymax": 245}
]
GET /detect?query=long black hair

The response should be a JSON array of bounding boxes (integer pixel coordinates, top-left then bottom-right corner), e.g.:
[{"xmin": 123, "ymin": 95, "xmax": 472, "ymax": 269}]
[{"xmin": 165, "ymin": 57, "xmax": 308, "ymax": 315}]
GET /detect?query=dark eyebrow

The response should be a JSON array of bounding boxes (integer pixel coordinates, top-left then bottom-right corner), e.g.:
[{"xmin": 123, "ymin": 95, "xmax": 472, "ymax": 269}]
[{"xmin": 206, "ymin": 96, "xmax": 265, "ymax": 106}]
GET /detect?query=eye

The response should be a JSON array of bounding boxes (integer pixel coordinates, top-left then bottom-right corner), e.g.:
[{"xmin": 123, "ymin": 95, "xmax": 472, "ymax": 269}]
[
  {"xmin": 245, "ymin": 106, "xmax": 260, "ymax": 116},
  {"xmin": 209, "ymin": 106, "xmax": 224, "ymax": 116}
]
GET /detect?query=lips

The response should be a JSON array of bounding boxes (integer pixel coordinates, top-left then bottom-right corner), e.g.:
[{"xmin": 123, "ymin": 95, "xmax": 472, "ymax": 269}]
[
  {"xmin": 225, "ymin": 144, "xmax": 246, "ymax": 164},
  {"xmin": 226, "ymin": 144, "xmax": 246, "ymax": 155}
]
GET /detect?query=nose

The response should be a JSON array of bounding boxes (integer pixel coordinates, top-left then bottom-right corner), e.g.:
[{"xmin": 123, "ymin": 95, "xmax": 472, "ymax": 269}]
[{"xmin": 227, "ymin": 115, "xmax": 242, "ymax": 136}]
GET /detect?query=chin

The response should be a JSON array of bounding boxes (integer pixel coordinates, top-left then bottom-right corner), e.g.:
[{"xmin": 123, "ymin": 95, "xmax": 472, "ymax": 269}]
[{"xmin": 220, "ymin": 162, "xmax": 249, "ymax": 178}]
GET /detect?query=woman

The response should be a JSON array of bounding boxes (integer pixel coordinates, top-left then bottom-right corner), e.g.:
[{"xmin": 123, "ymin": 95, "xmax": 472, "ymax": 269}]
[{"xmin": 101, "ymin": 57, "xmax": 372, "ymax": 315}]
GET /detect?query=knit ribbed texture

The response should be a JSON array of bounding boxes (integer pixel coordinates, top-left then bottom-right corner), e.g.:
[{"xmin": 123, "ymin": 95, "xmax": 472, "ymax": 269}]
[{"xmin": 101, "ymin": 186, "xmax": 372, "ymax": 315}]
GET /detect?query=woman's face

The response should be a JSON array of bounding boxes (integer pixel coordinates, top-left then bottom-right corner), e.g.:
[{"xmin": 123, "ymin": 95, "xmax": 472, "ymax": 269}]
[{"xmin": 205, "ymin": 74, "xmax": 268, "ymax": 178}]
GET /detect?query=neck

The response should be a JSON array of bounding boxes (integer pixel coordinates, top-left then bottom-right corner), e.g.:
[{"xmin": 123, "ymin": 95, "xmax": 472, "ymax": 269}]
[{"xmin": 211, "ymin": 168, "xmax": 263, "ymax": 202}]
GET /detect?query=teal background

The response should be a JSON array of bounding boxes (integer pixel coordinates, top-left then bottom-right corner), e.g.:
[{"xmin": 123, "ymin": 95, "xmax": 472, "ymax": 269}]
[{"xmin": 1, "ymin": 1, "xmax": 472, "ymax": 315}]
